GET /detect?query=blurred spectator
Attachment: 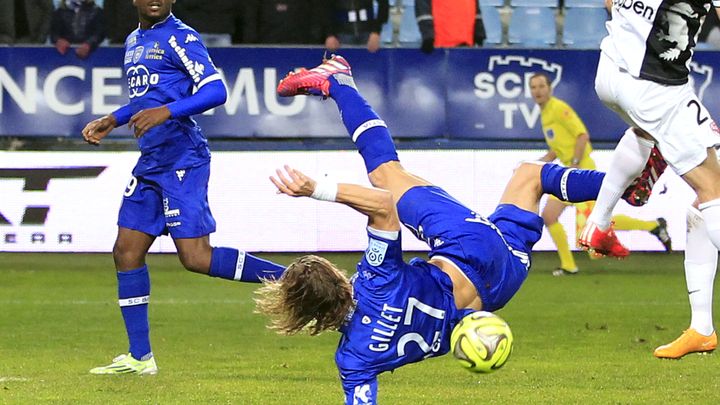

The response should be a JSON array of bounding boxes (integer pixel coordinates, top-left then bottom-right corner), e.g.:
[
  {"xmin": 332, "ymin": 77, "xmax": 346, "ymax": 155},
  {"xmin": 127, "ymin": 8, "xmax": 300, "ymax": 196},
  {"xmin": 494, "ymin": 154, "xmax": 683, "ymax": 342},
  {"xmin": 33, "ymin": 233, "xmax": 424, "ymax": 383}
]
[
  {"xmin": 243, "ymin": 0, "xmax": 325, "ymax": 45},
  {"xmin": 51, "ymin": 0, "xmax": 105, "ymax": 59},
  {"xmin": 104, "ymin": 0, "xmax": 136, "ymax": 44},
  {"xmin": 173, "ymin": 0, "xmax": 240, "ymax": 47},
  {"xmin": 416, "ymin": 0, "xmax": 485, "ymax": 54},
  {"xmin": 0, "ymin": 0, "xmax": 54, "ymax": 44},
  {"xmin": 323, "ymin": 0, "xmax": 389, "ymax": 53},
  {"xmin": 698, "ymin": 11, "xmax": 720, "ymax": 49}
]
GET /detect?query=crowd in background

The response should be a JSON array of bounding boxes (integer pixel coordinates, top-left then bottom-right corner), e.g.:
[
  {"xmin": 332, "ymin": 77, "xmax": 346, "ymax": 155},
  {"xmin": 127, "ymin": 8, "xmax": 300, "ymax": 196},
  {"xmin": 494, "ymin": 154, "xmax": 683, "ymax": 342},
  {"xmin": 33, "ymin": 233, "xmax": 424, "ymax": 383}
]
[
  {"xmin": 0, "ymin": 0, "xmax": 490, "ymax": 58},
  {"xmin": 0, "ymin": 0, "xmax": 719, "ymax": 59}
]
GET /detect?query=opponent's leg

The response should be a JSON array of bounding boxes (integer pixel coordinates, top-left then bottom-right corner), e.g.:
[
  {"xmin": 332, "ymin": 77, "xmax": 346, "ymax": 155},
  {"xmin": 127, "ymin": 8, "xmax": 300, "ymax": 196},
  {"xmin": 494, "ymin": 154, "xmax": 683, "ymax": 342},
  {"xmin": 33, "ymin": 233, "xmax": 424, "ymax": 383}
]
[
  {"xmin": 587, "ymin": 128, "xmax": 655, "ymax": 229},
  {"xmin": 684, "ymin": 148, "xmax": 720, "ymax": 252},
  {"xmin": 654, "ymin": 207, "xmax": 717, "ymax": 359}
]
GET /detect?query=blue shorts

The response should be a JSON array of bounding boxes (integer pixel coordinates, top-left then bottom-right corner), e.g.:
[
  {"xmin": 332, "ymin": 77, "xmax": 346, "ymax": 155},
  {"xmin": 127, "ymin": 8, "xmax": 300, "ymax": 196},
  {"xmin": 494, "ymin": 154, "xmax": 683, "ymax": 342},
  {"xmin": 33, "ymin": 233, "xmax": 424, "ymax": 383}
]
[
  {"xmin": 117, "ymin": 163, "xmax": 216, "ymax": 238},
  {"xmin": 397, "ymin": 186, "xmax": 543, "ymax": 311}
]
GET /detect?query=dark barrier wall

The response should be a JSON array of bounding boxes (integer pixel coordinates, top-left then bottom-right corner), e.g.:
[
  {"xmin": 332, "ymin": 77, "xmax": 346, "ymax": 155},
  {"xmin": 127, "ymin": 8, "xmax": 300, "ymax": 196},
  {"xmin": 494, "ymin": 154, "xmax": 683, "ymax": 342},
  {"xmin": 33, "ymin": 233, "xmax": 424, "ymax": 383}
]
[{"xmin": 0, "ymin": 47, "xmax": 717, "ymax": 141}]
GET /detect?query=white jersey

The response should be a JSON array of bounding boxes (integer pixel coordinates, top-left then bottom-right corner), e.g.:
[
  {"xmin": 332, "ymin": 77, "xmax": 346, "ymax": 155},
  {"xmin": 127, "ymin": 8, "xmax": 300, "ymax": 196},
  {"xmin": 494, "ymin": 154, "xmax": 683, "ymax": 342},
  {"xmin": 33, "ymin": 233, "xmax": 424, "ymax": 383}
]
[{"xmin": 601, "ymin": 0, "xmax": 719, "ymax": 85}]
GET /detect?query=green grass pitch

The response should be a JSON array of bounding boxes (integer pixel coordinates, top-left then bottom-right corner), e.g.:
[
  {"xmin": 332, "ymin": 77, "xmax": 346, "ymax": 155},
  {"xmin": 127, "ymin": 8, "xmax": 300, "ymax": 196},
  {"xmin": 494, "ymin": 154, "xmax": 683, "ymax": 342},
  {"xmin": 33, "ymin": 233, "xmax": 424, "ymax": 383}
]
[{"xmin": 1, "ymin": 251, "xmax": 719, "ymax": 404}]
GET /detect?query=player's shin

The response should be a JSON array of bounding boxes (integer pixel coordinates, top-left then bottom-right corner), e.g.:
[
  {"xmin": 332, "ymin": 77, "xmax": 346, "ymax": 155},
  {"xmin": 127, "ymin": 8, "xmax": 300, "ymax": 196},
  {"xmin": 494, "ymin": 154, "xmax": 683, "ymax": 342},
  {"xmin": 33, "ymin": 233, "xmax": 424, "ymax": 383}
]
[
  {"xmin": 328, "ymin": 76, "xmax": 398, "ymax": 173},
  {"xmin": 209, "ymin": 247, "xmax": 285, "ymax": 282},
  {"xmin": 117, "ymin": 265, "xmax": 152, "ymax": 361},
  {"xmin": 588, "ymin": 129, "xmax": 653, "ymax": 229},
  {"xmin": 685, "ymin": 207, "xmax": 717, "ymax": 335},
  {"xmin": 540, "ymin": 163, "xmax": 605, "ymax": 203}
]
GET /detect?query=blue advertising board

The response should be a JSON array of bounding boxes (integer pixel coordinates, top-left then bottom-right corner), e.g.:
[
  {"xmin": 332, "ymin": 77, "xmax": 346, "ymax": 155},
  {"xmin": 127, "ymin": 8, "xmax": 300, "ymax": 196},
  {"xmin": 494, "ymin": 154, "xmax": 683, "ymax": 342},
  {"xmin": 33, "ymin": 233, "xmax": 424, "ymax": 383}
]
[{"xmin": 0, "ymin": 46, "xmax": 717, "ymax": 142}]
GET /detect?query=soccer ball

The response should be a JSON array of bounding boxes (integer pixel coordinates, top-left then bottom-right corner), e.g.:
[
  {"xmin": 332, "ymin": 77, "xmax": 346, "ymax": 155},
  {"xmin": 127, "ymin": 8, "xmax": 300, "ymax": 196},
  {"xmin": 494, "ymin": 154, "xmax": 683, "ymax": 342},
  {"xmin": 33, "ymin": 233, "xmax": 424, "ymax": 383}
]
[{"xmin": 450, "ymin": 311, "xmax": 513, "ymax": 373}]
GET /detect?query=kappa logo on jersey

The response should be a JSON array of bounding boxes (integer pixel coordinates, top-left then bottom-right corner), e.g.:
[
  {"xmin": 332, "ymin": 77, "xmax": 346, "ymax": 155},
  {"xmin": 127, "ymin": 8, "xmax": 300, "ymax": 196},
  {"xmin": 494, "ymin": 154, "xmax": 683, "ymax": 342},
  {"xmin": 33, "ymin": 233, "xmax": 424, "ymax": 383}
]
[
  {"xmin": 688, "ymin": 62, "xmax": 713, "ymax": 101},
  {"xmin": 365, "ymin": 238, "xmax": 388, "ymax": 266},
  {"xmin": 176, "ymin": 170, "xmax": 185, "ymax": 181},
  {"xmin": 353, "ymin": 384, "xmax": 373, "ymax": 405},
  {"xmin": 474, "ymin": 55, "xmax": 562, "ymax": 130},
  {"xmin": 127, "ymin": 65, "xmax": 160, "ymax": 98},
  {"xmin": 185, "ymin": 33, "xmax": 199, "ymax": 43},
  {"xmin": 168, "ymin": 35, "xmax": 203, "ymax": 84}
]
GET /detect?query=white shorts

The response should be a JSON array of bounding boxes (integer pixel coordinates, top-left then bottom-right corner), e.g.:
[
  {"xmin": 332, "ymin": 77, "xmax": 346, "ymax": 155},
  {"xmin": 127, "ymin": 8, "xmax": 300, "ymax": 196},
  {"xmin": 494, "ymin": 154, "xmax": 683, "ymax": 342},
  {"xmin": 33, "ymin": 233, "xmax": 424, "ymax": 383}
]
[{"xmin": 595, "ymin": 52, "xmax": 720, "ymax": 175}]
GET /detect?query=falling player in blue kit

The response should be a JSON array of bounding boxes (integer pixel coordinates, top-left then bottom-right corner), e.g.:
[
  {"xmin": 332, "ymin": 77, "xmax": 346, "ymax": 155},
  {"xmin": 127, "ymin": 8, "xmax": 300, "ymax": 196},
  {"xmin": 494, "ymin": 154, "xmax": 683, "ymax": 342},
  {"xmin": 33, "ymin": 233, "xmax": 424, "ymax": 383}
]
[
  {"xmin": 256, "ymin": 55, "xmax": 641, "ymax": 404},
  {"xmin": 81, "ymin": 0, "xmax": 285, "ymax": 375}
]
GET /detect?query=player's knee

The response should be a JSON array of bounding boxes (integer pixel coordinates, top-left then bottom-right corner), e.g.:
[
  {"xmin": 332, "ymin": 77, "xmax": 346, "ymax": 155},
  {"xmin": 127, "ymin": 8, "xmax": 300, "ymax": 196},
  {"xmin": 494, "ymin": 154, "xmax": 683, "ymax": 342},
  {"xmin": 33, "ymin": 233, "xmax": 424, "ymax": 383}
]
[
  {"xmin": 513, "ymin": 162, "xmax": 543, "ymax": 186},
  {"xmin": 112, "ymin": 241, "xmax": 142, "ymax": 269},
  {"xmin": 177, "ymin": 250, "xmax": 210, "ymax": 274}
]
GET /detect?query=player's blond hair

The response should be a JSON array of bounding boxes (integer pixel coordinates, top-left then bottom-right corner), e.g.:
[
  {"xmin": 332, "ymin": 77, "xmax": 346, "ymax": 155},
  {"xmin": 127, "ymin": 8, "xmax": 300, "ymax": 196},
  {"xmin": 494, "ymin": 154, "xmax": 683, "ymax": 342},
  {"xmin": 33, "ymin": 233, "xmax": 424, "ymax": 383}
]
[{"xmin": 255, "ymin": 255, "xmax": 354, "ymax": 336}]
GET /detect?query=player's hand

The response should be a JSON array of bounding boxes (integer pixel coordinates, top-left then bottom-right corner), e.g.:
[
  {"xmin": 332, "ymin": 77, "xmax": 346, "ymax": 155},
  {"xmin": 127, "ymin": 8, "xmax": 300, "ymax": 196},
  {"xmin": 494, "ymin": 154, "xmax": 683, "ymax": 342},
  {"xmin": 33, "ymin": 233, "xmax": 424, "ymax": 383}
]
[
  {"xmin": 270, "ymin": 165, "xmax": 317, "ymax": 198},
  {"xmin": 129, "ymin": 106, "xmax": 171, "ymax": 138},
  {"xmin": 75, "ymin": 42, "xmax": 91, "ymax": 59},
  {"xmin": 82, "ymin": 115, "xmax": 117, "ymax": 145},
  {"xmin": 55, "ymin": 38, "xmax": 70, "ymax": 55},
  {"xmin": 367, "ymin": 32, "xmax": 381, "ymax": 53}
]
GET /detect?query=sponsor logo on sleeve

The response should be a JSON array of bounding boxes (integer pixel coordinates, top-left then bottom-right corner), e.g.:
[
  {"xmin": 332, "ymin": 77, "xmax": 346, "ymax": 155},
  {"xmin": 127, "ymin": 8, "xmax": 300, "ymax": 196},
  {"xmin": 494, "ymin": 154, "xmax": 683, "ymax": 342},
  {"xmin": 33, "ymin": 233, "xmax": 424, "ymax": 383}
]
[{"xmin": 168, "ymin": 35, "xmax": 204, "ymax": 84}]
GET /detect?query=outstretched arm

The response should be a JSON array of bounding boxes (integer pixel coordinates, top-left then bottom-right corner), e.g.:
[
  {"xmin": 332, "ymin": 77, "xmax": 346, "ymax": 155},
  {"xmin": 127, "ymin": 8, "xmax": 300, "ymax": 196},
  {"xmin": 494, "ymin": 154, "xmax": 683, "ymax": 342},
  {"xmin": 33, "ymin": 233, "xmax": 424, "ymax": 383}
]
[{"xmin": 271, "ymin": 165, "xmax": 400, "ymax": 232}]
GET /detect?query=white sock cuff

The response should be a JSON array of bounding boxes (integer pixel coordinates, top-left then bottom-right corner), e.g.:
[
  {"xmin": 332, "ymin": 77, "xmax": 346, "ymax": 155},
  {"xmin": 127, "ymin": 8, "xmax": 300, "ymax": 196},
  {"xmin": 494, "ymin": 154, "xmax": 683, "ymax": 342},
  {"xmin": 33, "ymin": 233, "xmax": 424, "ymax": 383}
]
[
  {"xmin": 119, "ymin": 295, "xmax": 149, "ymax": 307},
  {"xmin": 352, "ymin": 119, "xmax": 387, "ymax": 142}
]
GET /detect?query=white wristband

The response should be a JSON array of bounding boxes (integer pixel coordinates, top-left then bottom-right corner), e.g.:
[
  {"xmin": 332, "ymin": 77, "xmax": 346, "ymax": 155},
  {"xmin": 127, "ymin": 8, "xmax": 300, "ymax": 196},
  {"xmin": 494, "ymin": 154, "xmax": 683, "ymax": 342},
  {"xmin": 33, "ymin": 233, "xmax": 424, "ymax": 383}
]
[{"xmin": 311, "ymin": 180, "xmax": 338, "ymax": 202}]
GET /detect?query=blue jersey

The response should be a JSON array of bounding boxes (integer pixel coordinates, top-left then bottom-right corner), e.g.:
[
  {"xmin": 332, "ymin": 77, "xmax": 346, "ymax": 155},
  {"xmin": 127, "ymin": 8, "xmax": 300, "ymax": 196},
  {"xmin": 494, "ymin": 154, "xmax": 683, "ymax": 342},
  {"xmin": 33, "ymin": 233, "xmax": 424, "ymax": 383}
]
[
  {"xmin": 335, "ymin": 227, "xmax": 470, "ymax": 405},
  {"xmin": 121, "ymin": 14, "xmax": 221, "ymax": 175}
]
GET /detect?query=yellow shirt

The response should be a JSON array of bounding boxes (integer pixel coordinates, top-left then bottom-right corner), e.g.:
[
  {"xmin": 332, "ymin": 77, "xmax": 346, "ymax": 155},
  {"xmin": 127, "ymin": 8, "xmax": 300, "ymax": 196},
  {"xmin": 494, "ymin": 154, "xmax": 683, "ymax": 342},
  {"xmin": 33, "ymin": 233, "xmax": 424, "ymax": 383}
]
[{"xmin": 540, "ymin": 97, "xmax": 594, "ymax": 168}]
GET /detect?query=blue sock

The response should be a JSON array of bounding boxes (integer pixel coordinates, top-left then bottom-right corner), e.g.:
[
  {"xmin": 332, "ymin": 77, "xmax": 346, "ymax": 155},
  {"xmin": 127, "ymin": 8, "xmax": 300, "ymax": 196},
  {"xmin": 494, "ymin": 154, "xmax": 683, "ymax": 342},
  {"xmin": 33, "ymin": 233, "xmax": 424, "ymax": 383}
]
[
  {"xmin": 209, "ymin": 247, "xmax": 286, "ymax": 283},
  {"xmin": 117, "ymin": 265, "xmax": 151, "ymax": 361},
  {"xmin": 328, "ymin": 75, "xmax": 399, "ymax": 173},
  {"xmin": 540, "ymin": 163, "xmax": 605, "ymax": 203}
]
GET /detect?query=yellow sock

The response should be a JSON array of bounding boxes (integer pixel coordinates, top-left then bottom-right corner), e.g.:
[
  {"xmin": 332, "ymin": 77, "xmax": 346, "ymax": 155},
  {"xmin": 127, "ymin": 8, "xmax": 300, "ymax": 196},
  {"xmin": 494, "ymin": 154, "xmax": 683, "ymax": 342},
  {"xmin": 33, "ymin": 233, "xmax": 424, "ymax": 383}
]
[
  {"xmin": 612, "ymin": 214, "xmax": 657, "ymax": 231},
  {"xmin": 548, "ymin": 222, "xmax": 577, "ymax": 271}
]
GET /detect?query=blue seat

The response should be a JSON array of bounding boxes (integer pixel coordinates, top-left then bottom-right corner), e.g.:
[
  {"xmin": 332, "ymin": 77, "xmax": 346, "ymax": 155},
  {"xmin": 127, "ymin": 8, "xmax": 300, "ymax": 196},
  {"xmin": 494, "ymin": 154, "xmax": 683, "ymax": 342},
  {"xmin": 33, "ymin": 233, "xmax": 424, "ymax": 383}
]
[
  {"xmin": 381, "ymin": 20, "xmax": 394, "ymax": 44},
  {"xmin": 509, "ymin": 0, "xmax": 557, "ymax": 7},
  {"xmin": 564, "ymin": 0, "xmax": 606, "ymax": 7},
  {"xmin": 563, "ymin": 7, "xmax": 608, "ymax": 48},
  {"xmin": 481, "ymin": 6, "xmax": 503, "ymax": 46},
  {"xmin": 399, "ymin": 5, "xmax": 422, "ymax": 44},
  {"xmin": 508, "ymin": 7, "xmax": 556, "ymax": 47},
  {"xmin": 480, "ymin": 0, "xmax": 505, "ymax": 7}
]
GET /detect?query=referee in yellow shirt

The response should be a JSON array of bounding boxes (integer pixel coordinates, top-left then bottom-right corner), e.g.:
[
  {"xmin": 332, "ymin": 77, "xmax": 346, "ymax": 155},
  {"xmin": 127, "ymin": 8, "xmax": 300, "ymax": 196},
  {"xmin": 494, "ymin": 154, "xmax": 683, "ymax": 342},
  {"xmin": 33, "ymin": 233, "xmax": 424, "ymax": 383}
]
[{"xmin": 530, "ymin": 73, "xmax": 671, "ymax": 276}]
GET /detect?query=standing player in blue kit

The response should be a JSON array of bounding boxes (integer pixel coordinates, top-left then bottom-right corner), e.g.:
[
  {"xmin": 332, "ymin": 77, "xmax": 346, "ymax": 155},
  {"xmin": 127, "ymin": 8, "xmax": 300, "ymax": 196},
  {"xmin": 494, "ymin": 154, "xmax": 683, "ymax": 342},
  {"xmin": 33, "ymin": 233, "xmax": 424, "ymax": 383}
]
[{"xmin": 81, "ymin": 0, "xmax": 286, "ymax": 375}]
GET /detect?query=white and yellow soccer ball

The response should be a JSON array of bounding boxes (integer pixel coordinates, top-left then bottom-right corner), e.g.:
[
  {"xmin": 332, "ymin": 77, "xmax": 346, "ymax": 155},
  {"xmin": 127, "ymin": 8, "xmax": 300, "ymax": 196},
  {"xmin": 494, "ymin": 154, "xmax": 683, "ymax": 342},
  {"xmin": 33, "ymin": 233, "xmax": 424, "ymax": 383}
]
[{"xmin": 450, "ymin": 311, "xmax": 513, "ymax": 373}]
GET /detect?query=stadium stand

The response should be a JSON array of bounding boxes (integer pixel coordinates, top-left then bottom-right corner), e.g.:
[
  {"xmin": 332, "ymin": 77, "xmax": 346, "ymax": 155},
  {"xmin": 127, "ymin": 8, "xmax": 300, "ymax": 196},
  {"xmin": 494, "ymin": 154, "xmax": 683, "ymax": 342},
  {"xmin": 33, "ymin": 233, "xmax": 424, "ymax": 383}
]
[
  {"xmin": 398, "ymin": 4, "xmax": 422, "ymax": 45},
  {"xmin": 481, "ymin": 6, "xmax": 503, "ymax": 46},
  {"xmin": 562, "ymin": 7, "xmax": 608, "ymax": 49},
  {"xmin": 508, "ymin": 7, "xmax": 556, "ymax": 47}
]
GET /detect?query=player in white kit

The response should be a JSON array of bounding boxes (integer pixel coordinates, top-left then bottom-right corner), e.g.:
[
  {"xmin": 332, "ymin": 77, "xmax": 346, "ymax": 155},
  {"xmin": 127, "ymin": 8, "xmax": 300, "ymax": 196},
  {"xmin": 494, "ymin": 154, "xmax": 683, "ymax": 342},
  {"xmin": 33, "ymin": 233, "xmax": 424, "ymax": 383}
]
[{"xmin": 579, "ymin": 0, "xmax": 720, "ymax": 357}]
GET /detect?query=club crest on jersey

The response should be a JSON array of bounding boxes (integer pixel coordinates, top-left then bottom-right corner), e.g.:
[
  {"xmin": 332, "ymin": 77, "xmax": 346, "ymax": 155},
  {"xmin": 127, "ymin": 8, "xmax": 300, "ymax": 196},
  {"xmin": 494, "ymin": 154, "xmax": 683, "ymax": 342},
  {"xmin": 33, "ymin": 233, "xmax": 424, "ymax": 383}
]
[
  {"xmin": 365, "ymin": 238, "xmax": 388, "ymax": 266},
  {"xmin": 132, "ymin": 46, "xmax": 144, "ymax": 64}
]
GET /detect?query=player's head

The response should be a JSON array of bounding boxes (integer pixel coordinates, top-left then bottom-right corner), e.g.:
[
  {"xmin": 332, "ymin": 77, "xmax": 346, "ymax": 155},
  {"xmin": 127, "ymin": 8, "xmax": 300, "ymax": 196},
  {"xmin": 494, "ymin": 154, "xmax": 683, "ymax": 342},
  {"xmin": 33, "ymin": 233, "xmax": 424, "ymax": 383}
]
[
  {"xmin": 529, "ymin": 72, "xmax": 552, "ymax": 106},
  {"xmin": 134, "ymin": 0, "xmax": 175, "ymax": 26},
  {"xmin": 255, "ymin": 255, "xmax": 354, "ymax": 336}
]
